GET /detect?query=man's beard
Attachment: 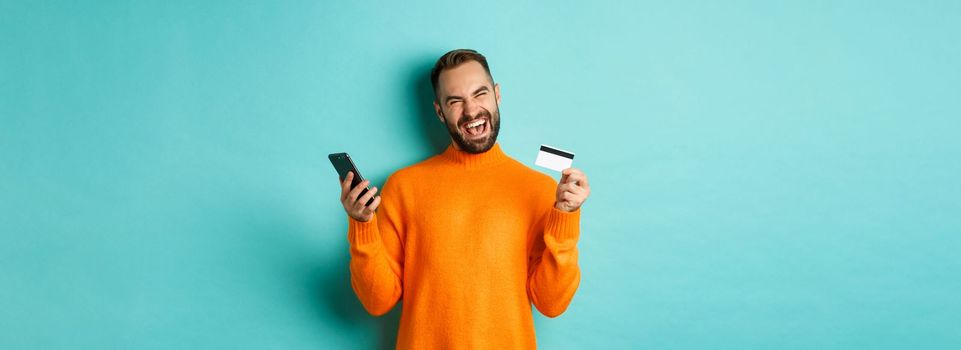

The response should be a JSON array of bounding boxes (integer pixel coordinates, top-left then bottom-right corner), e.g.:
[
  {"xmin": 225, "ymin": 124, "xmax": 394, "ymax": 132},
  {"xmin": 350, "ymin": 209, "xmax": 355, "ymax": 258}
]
[{"xmin": 443, "ymin": 107, "xmax": 501, "ymax": 154}]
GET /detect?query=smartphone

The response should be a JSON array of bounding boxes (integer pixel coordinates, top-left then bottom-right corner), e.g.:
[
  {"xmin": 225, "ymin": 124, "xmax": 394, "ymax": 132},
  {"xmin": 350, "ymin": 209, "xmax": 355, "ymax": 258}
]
[{"xmin": 328, "ymin": 152, "xmax": 374, "ymax": 206}]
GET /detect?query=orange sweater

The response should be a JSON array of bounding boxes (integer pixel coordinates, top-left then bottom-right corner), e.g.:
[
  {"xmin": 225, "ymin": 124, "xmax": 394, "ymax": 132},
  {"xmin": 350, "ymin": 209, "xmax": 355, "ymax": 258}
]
[{"xmin": 347, "ymin": 143, "xmax": 581, "ymax": 349}]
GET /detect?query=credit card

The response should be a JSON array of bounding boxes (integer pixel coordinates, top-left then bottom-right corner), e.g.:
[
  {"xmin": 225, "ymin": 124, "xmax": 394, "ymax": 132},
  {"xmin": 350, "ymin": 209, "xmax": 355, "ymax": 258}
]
[{"xmin": 535, "ymin": 144, "xmax": 574, "ymax": 172}]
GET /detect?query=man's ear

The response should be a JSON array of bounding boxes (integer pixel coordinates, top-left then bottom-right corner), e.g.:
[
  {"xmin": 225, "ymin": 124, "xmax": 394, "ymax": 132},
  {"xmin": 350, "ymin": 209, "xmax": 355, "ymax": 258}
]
[
  {"xmin": 433, "ymin": 100, "xmax": 445, "ymax": 123},
  {"xmin": 494, "ymin": 83, "xmax": 501, "ymax": 105}
]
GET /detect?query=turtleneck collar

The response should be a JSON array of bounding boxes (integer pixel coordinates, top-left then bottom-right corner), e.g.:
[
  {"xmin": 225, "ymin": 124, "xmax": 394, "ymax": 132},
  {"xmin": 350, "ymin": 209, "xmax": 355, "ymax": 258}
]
[{"xmin": 439, "ymin": 142, "xmax": 509, "ymax": 169}]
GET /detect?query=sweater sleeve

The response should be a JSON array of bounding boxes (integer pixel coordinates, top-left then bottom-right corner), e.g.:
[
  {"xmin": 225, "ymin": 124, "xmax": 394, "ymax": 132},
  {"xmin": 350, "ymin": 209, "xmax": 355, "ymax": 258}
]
[
  {"xmin": 347, "ymin": 178, "xmax": 404, "ymax": 316},
  {"xmin": 527, "ymin": 206, "xmax": 582, "ymax": 317}
]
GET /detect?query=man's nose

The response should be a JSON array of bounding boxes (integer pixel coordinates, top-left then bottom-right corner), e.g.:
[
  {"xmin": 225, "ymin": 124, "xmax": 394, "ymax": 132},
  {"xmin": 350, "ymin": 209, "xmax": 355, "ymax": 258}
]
[{"xmin": 462, "ymin": 98, "xmax": 481, "ymax": 117}]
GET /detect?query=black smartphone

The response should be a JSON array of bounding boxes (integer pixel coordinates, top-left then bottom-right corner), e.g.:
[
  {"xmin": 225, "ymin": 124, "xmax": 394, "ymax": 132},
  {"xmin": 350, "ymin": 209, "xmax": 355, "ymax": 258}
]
[{"xmin": 328, "ymin": 152, "xmax": 374, "ymax": 206}]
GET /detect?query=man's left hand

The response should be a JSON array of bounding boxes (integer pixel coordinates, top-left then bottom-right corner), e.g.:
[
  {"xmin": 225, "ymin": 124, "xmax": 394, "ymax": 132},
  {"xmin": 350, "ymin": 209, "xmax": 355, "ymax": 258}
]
[{"xmin": 555, "ymin": 167, "xmax": 590, "ymax": 212}]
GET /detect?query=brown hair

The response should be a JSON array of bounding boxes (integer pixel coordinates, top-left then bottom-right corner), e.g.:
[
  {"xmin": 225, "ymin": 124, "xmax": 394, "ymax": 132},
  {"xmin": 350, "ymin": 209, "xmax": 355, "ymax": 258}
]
[{"xmin": 430, "ymin": 49, "xmax": 493, "ymax": 100}]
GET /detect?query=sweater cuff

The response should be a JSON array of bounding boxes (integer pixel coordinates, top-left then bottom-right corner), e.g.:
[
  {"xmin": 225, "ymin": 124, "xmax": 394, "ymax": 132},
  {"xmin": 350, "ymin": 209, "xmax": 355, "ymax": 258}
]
[
  {"xmin": 546, "ymin": 207, "xmax": 580, "ymax": 242},
  {"xmin": 348, "ymin": 215, "xmax": 381, "ymax": 245}
]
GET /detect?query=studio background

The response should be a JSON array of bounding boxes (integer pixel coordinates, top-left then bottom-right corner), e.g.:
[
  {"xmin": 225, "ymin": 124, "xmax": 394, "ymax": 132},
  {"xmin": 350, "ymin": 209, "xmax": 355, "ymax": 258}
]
[{"xmin": 2, "ymin": 1, "xmax": 959, "ymax": 349}]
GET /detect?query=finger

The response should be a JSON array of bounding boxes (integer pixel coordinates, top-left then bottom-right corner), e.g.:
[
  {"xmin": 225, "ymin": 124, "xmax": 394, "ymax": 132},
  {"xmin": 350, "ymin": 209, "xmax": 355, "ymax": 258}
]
[
  {"xmin": 347, "ymin": 179, "xmax": 370, "ymax": 202},
  {"xmin": 559, "ymin": 177, "xmax": 587, "ymax": 192},
  {"xmin": 561, "ymin": 193, "xmax": 583, "ymax": 208},
  {"xmin": 340, "ymin": 172, "xmax": 354, "ymax": 201},
  {"xmin": 564, "ymin": 172, "xmax": 583, "ymax": 186},
  {"xmin": 341, "ymin": 172, "xmax": 355, "ymax": 195},
  {"xmin": 565, "ymin": 174, "xmax": 583, "ymax": 187},
  {"xmin": 365, "ymin": 196, "xmax": 382, "ymax": 214},
  {"xmin": 561, "ymin": 168, "xmax": 576, "ymax": 183},
  {"xmin": 565, "ymin": 183, "xmax": 587, "ymax": 196},
  {"xmin": 357, "ymin": 186, "xmax": 378, "ymax": 208},
  {"xmin": 567, "ymin": 170, "xmax": 589, "ymax": 189},
  {"xmin": 564, "ymin": 167, "xmax": 583, "ymax": 180}
]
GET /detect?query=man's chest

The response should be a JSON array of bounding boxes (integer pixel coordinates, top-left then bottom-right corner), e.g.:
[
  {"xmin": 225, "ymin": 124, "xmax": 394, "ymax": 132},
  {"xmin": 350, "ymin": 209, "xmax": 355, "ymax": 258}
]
[{"xmin": 403, "ymin": 180, "xmax": 543, "ymax": 271}]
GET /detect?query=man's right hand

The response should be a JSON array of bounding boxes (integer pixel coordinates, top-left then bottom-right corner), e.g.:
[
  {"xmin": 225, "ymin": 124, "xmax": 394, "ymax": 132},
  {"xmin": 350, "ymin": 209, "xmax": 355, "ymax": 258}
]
[{"xmin": 340, "ymin": 171, "xmax": 381, "ymax": 222}]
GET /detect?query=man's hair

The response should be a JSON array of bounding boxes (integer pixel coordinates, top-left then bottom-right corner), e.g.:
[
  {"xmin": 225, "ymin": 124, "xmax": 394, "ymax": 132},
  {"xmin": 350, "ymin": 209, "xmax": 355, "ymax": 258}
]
[{"xmin": 430, "ymin": 49, "xmax": 493, "ymax": 101}]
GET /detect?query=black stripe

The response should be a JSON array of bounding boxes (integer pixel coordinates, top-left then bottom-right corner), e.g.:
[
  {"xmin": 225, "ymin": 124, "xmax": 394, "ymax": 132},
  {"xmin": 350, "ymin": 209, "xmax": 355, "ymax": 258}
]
[{"xmin": 540, "ymin": 145, "xmax": 574, "ymax": 159}]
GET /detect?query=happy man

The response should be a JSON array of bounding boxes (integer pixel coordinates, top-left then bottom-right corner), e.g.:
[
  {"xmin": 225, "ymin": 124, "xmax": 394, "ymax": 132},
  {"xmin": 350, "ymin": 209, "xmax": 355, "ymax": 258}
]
[{"xmin": 339, "ymin": 49, "xmax": 590, "ymax": 349}]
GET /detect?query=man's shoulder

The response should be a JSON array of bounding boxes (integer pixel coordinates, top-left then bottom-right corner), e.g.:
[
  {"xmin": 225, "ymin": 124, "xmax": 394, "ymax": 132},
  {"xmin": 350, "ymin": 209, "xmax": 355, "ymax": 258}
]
[
  {"xmin": 382, "ymin": 153, "xmax": 445, "ymax": 187},
  {"xmin": 503, "ymin": 156, "xmax": 557, "ymax": 188}
]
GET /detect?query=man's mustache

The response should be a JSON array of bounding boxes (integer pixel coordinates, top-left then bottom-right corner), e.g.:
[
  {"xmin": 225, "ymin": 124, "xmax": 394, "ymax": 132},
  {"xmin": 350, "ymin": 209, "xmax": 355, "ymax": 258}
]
[{"xmin": 459, "ymin": 110, "xmax": 493, "ymax": 128}]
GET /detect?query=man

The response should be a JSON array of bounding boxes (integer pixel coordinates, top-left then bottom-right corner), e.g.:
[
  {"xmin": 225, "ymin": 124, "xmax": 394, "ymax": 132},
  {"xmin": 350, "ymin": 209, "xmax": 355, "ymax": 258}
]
[{"xmin": 338, "ymin": 49, "xmax": 591, "ymax": 349}]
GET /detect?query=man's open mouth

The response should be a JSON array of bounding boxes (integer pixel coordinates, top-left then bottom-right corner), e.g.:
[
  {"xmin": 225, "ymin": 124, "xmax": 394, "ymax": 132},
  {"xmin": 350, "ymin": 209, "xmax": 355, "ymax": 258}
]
[{"xmin": 462, "ymin": 118, "xmax": 489, "ymax": 138}]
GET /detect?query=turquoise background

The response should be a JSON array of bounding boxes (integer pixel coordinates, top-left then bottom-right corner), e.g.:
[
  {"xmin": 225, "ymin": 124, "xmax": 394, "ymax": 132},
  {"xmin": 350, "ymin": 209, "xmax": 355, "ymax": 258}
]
[{"xmin": 2, "ymin": 1, "xmax": 959, "ymax": 349}]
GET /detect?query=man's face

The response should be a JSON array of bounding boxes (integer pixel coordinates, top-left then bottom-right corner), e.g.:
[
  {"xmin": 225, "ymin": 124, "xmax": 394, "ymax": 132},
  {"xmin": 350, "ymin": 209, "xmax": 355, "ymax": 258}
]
[{"xmin": 433, "ymin": 61, "xmax": 502, "ymax": 154}]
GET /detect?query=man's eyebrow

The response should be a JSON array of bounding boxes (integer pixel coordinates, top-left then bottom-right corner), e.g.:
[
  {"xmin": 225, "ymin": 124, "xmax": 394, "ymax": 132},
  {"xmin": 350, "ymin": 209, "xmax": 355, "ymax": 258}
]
[
  {"xmin": 444, "ymin": 94, "xmax": 463, "ymax": 103},
  {"xmin": 444, "ymin": 86, "xmax": 492, "ymax": 103}
]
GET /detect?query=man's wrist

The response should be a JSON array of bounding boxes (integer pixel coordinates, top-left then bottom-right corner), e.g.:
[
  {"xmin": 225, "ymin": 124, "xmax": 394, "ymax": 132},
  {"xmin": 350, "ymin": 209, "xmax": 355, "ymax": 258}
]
[
  {"xmin": 554, "ymin": 202, "xmax": 579, "ymax": 212},
  {"xmin": 348, "ymin": 214, "xmax": 380, "ymax": 245},
  {"xmin": 546, "ymin": 205, "xmax": 580, "ymax": 242}
]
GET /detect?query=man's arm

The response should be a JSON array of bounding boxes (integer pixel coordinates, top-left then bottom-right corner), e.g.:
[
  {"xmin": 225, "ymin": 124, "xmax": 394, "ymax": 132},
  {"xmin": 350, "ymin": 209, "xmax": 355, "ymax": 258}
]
[
  {"xmin": 527, "ymin": 168, "xmax": 590, "ymax": 317},
  {"xmin": 340, "ymin": 173, "xmax": 404, "ymax": 316},
  {"xmin": 527, "ymin": 207, "xmax": 582, "ymax": 317}
]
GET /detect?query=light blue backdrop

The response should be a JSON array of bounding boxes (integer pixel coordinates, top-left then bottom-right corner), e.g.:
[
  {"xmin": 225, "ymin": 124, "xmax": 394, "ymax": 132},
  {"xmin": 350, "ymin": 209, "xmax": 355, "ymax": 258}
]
[{"xmin": 2, "ymin": 1, "xmax": 959, "ymax": 349}]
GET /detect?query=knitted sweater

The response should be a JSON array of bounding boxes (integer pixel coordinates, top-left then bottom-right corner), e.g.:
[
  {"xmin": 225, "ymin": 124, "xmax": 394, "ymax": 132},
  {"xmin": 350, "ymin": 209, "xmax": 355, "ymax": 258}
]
[{"xmin": 347, "ymin": 143, "xmax": 581, "ymax": 349}]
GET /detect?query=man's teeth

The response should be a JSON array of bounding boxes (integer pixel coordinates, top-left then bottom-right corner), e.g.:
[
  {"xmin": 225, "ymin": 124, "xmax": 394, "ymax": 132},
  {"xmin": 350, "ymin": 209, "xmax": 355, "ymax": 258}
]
[{"xmin": 466, "ymin": 120, "xmax": 486, "ymax": 128}]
